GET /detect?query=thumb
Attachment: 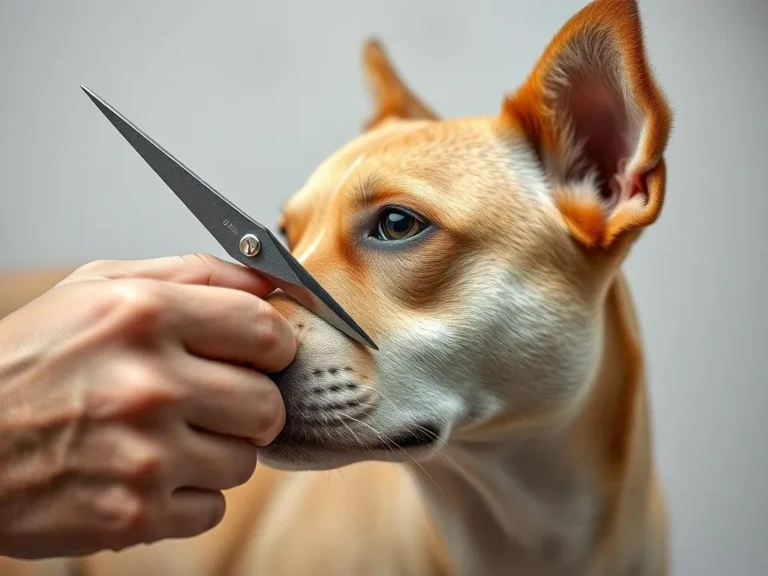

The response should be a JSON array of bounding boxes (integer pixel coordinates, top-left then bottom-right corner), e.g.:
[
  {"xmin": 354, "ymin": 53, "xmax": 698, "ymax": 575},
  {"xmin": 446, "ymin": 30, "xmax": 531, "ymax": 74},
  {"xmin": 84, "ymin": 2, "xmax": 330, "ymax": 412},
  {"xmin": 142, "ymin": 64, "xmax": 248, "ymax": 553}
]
[{"xmin": 67, "ymin": 253, "xmax": 277, "ymax": 298}]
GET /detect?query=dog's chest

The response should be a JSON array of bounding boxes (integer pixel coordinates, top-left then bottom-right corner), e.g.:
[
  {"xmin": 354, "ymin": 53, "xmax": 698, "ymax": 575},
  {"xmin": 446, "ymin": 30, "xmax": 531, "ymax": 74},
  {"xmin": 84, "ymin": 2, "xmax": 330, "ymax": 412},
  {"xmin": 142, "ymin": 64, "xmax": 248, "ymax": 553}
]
[
  {"xmin": 231, "ymin": 464, "xmax": 448, "ymax": 576},
  {"xmin": 411, "ymin": 443, "xmax": 603, "ymax": 576},
  {"xmin": 427, "ymin": 493, "xmax": 598, "ymax": 576}
]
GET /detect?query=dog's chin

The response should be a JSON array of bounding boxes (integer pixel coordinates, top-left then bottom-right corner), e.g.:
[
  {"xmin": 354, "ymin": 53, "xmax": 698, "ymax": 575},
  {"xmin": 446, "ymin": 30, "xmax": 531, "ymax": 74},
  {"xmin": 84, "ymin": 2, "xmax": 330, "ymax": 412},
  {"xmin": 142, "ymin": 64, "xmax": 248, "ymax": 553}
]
[{"xmin": 258, "ymin": 422, "xmax": 444, "ymax": 472}]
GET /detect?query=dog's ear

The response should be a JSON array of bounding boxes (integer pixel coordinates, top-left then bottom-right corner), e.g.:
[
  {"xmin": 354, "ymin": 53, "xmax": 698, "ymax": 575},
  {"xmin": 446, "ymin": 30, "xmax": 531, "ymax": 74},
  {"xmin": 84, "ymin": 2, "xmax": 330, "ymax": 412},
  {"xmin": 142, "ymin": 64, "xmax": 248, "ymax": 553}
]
[
  {"xmin": 361, "ymin": 39, "xmax": 439, "ymax": 130},
  {"xmin": 502, "ymin": 0, "xmax": 672, "ymax": 249}
]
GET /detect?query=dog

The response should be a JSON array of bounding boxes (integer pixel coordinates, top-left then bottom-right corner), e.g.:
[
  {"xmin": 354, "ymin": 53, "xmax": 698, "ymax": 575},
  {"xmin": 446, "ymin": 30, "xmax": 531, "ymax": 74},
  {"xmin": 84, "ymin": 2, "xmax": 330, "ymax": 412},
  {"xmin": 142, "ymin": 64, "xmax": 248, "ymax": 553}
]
[{"xmin": 0, "ymin": 0, "xmax": 672, "ymax": 574}]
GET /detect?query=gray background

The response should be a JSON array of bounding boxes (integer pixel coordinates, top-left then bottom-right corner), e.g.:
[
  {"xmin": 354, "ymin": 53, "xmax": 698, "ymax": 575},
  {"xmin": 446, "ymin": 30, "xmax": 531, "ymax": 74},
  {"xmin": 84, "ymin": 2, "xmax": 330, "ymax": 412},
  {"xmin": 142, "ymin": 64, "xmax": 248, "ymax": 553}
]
[{"xmin": 1, "ymin": 0, "xmax": 766, "ymax": 573}]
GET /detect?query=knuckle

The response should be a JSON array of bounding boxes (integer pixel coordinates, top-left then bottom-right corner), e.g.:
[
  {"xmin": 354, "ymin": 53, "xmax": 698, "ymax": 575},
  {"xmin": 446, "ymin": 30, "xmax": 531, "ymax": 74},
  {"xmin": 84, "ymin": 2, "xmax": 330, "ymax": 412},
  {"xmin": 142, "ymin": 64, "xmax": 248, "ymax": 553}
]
[
  {"xmin": 84, "ymin": 360, "xmax": 157, "ymax": 419},
  {"xmin": 105, "ymin": 360, "xmax": 179, "ymax": 417},
  {"xmin": 123, "ymin": 445, "xmax": 165, "ymax": 481},
  {"xmin": 107, "ymin": 280, "xmax": 165, "ymax": 330},
  {"xmin": 117, "ymin": 358, "xmax": 159, "ymax": 389},
  {"xmin": 76, "ymin": 258, "xmax": 115, "ymax": 275},
  {"xmin": 94, "ymin": 485, "xmax": 149, "ymax": 536}
]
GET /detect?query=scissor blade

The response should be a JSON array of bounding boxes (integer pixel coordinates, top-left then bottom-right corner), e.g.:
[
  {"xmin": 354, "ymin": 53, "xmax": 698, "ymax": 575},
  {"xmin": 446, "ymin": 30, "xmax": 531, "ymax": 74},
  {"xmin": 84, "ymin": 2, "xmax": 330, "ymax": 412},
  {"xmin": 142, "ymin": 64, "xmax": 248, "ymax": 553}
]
[
  {"xmin": 256, "ymin": 229, "xmax": 379, "ymax": 350},
  {"xmin": 81, "ymin": 85, "xmax": 378, "ymax": 350},
  {"xmin": 272, "ymin": 281, "xmax": 379, "ymax": 350},
  {"xmin": 80, "ymin": 85, "xmax": 252, "ymax": 259}
]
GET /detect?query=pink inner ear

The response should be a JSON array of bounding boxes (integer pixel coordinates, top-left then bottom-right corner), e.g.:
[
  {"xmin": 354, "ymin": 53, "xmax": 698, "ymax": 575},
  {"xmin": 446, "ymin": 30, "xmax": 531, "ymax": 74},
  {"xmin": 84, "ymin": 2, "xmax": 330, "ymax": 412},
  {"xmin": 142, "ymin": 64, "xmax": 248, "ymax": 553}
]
[
  {"xmin": 608, "ymin": 160, "xmax": 647, "ymax": 211},
  {"xmin": 565, "ymin": 77, "xmax": 636, "ymax": 207}
]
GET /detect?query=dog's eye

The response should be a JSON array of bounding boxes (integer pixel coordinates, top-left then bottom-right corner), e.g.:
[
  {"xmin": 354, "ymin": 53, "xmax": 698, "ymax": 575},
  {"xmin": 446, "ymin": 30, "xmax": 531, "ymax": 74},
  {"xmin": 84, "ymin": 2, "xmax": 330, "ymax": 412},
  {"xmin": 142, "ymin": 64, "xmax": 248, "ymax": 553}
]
[{"xmin": 375, "ymin": 208, "xmax": 428, "ymax": 241}]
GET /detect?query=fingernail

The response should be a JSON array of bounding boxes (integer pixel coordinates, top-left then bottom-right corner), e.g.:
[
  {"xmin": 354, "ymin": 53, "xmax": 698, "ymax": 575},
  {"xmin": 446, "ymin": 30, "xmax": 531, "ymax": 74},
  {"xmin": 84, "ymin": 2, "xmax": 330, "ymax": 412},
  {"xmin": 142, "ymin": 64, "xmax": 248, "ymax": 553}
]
[{"xmin": 252, "ymin": 389, "xmax": 286, "ymax": 446}]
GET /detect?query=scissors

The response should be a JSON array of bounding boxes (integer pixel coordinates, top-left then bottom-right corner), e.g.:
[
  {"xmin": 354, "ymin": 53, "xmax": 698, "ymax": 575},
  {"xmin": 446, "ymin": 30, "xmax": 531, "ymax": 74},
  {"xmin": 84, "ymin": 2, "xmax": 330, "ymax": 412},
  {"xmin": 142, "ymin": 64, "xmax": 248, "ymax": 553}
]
[{"xmin": 80, "ymin": 85, "xmax": 377, "ymax": 350}]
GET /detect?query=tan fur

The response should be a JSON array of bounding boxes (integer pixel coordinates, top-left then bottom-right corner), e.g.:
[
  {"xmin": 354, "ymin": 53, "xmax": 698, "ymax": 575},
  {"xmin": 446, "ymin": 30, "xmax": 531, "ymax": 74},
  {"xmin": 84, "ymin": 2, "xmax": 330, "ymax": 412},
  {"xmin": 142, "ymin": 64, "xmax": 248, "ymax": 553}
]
[
  {"xmin": 0, "ymin": 269, "xmax": 72, "ymax": 320},
  {"xmin": 0, "ymin": 1, "xmax": 671, "ymax": 574}
]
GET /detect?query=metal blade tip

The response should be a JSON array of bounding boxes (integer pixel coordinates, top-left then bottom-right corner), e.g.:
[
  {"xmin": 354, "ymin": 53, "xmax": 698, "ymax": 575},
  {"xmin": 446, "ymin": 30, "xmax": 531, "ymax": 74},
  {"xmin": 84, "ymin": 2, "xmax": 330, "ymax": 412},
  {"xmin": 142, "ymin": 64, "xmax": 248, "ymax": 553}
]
[{"xmin": 78, "ymin": 83, "xmax": 379, "ymax": 351}]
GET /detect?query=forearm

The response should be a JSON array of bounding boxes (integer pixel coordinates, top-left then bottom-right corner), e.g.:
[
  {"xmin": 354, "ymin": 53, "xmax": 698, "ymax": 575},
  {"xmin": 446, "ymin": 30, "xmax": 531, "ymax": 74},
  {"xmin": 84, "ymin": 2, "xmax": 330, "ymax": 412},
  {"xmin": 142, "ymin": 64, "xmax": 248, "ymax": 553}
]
[{"xmin": 0, "ymin": 269, "xmax": 73, "ymax": 319}]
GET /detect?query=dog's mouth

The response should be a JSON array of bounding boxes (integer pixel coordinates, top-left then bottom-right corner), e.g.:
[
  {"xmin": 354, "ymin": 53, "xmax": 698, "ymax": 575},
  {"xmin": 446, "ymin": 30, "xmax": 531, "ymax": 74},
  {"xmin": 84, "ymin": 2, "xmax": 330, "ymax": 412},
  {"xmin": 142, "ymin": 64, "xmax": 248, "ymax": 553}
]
[
  {"xmin": 258, "ymin": 419, "xmax": 444, "ymax": 471},
  {"xmin": 274, "ymin": 421, "xmax": 442, "ymax": 453},
  {"xmin": 368, "ymin": 423, "xmax": 442, "ymax": 450}
]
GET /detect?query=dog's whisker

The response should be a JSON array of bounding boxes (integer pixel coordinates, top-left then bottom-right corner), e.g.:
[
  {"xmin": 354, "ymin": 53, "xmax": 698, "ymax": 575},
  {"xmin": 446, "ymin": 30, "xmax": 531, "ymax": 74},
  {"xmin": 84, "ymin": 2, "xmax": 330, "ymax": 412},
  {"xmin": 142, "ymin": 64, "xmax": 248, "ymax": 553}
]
[
  {"xmin": 341, "ymin": 414, "xmax": 446, "ymax": 499},
  {"xmin": 354, "ymin": 384, "xmax": 446, "ymax": 442},
  {"xmin": 360, "ymin": 386, "xmax": 462, "ymax": 471},
  {"xmin": 338, "ymin": 418, "xmax": 368, "ymax": 453},
  {"xmin": 340, "ymin": 413, "xmax": 411, "ymax": 469}
]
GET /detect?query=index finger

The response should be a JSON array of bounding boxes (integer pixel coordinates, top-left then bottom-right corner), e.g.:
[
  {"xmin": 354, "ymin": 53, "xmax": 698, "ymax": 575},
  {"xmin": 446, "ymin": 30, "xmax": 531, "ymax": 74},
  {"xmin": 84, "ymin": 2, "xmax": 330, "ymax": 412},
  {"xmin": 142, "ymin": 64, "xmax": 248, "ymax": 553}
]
[
  {"xmin": 161, "ymin": 282, "xmax": 297, "ymax": 373},
  {"xmin": 68, "ymin": 253, "xmax": 276, "ymax": 298}
]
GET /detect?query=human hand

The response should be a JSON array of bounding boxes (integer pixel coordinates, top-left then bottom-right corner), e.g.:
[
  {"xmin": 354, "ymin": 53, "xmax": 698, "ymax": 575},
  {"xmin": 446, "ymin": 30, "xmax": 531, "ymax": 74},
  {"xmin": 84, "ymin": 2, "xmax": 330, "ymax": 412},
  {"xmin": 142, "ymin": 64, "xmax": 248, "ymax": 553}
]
[{"xmin": 0, "ymin": 254, "xmax": 296, "ymax": 559}]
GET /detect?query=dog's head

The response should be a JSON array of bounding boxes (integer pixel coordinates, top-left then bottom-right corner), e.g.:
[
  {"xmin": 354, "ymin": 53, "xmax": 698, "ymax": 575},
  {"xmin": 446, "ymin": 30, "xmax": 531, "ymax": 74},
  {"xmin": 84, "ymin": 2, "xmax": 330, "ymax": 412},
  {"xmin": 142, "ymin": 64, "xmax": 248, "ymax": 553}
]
[{"xmin": 260, "ymin": 0, "xmax": 671, "ymax": 470}]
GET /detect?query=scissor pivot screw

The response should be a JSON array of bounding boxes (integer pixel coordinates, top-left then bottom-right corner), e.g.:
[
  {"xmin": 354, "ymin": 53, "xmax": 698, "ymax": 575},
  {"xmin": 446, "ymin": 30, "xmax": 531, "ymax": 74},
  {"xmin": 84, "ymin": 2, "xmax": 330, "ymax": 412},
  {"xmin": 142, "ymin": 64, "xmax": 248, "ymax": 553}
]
[{"xmin": 239, "ymin": 234, "xmax": 261, "ymax": 257}]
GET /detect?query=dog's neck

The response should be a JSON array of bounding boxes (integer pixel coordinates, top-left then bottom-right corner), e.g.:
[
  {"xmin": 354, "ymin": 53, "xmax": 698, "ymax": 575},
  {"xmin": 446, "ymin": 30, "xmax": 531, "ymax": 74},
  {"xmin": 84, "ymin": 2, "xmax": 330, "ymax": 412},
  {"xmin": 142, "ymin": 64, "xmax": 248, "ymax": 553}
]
[{"xmin": 407, "ymin": 273, "xmax": 656, "ymax": 576}]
